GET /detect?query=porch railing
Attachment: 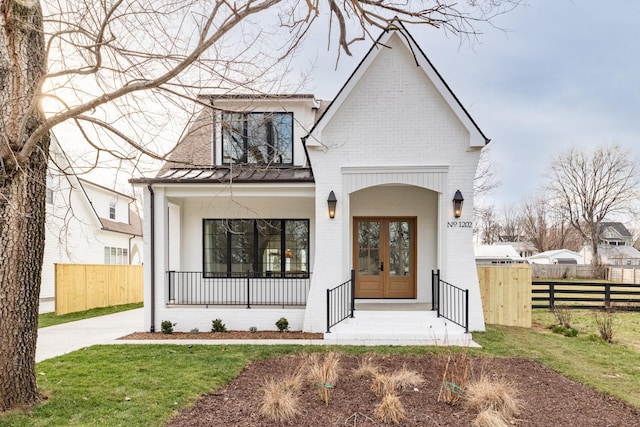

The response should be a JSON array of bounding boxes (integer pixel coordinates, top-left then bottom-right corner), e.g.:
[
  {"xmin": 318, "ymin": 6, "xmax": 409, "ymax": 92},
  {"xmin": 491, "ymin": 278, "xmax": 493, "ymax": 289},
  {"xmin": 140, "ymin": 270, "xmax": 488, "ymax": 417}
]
[
  {"xmin": 326, "ymin": 270, "xmax": 355, "ymax": 333},
  {"xmin": 167, "ymin": 271, "xmax": 310, "ymax": 307},
  {"xmin": 432, "ymin": 269, "xmax": 469, "ymax": 333}
]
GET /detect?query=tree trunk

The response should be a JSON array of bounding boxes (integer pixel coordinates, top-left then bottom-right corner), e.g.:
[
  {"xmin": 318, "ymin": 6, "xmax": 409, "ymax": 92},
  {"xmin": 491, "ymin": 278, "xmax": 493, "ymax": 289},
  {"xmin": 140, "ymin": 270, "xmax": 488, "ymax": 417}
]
[
  {"xmin": 0, "ymin": 151, "xmax": 48, "ymax": 410},
  {"xmin": 0, "ymin": 0, "xmax": 48, "ymax": 411}
]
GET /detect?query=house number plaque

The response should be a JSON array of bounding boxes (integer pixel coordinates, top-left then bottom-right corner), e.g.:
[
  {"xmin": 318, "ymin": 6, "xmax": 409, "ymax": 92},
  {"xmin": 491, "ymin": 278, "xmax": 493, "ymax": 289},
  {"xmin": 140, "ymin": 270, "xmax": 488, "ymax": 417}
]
[{"xmin": 447, "ymin": 221, "xmax": 473, "ymax": 228}]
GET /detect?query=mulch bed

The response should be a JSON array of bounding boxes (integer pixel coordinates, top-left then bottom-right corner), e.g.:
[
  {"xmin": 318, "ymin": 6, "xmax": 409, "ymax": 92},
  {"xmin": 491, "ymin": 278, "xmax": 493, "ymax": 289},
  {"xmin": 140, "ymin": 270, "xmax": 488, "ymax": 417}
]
[
  {"xmin": 121, "ymin": 331, "xmax": 323, "ymax": 340},
  {"xmin": 166, "ymin": 354, "xmax": 640, "ymax": 426}
]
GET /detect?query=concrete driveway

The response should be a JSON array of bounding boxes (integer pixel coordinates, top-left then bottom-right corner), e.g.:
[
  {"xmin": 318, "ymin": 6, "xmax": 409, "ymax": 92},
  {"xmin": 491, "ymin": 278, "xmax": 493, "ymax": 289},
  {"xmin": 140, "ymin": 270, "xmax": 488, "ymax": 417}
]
[{"xmin": 36, "ymin": 308, "xmax": 144, "ymax": 362}]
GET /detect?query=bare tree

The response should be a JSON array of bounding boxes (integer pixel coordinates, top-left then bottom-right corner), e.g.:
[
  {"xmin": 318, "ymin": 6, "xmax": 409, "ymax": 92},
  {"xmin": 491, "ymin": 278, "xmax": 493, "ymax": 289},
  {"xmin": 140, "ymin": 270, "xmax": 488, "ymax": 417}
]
[
  {"xmin": 519, "ymin": 193, "xmax": 582, "ymax": 252},
  {"xmin": 0, "ymin": 0, "xmax": 520, "ymax": 411},
  {"xmin": 475, "ymin": 206, "xmax": 502, "ymax": 244},
  {"xmin": 500, "ymin": 205, "xmax": 520, "ymax": 241},
  {"xmin": 547, "ymin": 144, "xmax": 639, "ymax": 266}
]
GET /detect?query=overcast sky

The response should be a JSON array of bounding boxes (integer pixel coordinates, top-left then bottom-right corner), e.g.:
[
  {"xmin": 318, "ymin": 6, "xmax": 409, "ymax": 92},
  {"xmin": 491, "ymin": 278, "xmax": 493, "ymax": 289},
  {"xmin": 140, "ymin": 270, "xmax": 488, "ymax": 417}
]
[{"xmin": 298, "ymin": 1, "xmax": 640, "ymax": 209}]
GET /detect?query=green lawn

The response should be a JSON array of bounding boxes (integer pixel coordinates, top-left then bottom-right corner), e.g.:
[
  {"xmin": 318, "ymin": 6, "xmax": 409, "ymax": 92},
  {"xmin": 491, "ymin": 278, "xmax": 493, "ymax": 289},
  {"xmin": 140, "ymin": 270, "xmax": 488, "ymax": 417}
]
[
  {"xmin": 38, "ymin": 303, "xmax": 143, "ymax": 328},
  {"xmin": 2, "ymin": 309, "xmax": 638, "ymax": 426}
]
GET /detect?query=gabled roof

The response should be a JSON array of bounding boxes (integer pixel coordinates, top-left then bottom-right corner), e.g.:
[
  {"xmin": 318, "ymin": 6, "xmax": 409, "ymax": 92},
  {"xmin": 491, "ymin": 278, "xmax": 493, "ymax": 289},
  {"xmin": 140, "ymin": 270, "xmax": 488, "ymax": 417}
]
[
  {"xmin": 599, "ymin": 222, "xmax": 633, "ymax": 239},
  {"xmin": 528, "ymin": 249, "xmax": 582, "ymax": 260},
  {"xmin": 51, "ymin": 134, "xmax": 142, "ymax": 236},
  {"xmin": 304, "ymin": 21, "xmax": 489, "ymax": 147}
]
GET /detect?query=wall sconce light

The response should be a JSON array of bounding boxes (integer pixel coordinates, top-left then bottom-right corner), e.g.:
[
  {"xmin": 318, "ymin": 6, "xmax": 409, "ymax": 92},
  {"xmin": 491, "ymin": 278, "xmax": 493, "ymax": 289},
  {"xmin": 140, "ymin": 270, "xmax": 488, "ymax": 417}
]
[
  {"xmin": 327, "ymin": 191, "xmax": 337, "ymax": 219},
  {"xmin": 453, "ymin": 190, "xmax": 464, "ymax": 218}
]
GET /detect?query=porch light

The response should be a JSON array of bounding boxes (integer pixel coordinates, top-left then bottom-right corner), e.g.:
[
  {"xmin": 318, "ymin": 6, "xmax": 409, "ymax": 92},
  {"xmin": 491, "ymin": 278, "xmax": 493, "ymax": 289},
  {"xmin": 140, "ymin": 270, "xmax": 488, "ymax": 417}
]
[
  {"xmin": 327, "ymin": 191, "xmax": 337, "ymax": 219},
  {"xmin": 453, "ymin": 190, "xmax": 464, "ymax": 218}
]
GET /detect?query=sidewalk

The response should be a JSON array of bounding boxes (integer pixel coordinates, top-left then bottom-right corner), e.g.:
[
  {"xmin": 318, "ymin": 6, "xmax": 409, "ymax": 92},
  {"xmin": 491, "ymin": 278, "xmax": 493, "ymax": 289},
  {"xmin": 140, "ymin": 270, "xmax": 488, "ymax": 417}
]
[{"xmin": 36, "ymin": 308, "xmax": 144, "ymax": 362}]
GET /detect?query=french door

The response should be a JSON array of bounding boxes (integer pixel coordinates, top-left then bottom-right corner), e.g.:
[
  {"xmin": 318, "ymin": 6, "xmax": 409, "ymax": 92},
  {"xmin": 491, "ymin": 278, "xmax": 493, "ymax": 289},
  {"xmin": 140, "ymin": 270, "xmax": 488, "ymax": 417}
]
[{"xmin": 353, "ymin": 217, "xmax": 416, "ymax": 298}]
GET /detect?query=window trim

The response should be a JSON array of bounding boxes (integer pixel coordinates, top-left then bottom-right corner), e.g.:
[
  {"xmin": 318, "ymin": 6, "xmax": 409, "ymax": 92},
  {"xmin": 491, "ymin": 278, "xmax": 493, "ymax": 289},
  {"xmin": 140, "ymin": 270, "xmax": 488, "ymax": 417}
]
[
  {"xmin": 221, "ymin": 111, "xmax": 294, "ymax": 165},
  {"xmin": 202, "ymin": 218, "xmax": 309, "ymax": 278}
]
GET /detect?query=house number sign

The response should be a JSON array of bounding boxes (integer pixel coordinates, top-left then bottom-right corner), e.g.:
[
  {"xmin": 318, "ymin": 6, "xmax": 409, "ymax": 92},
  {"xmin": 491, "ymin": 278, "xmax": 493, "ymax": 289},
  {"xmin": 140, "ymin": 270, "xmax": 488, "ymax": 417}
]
[{"xmin": 447, "ymin": 221, "xmax": 473, "ymax": 228}]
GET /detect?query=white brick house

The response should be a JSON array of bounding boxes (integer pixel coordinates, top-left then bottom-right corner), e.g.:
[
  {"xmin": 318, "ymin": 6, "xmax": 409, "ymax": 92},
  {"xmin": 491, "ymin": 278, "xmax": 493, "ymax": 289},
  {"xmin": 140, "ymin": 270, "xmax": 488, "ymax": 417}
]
[{"xmin": 132, "ymin": 23, "xmax": 488, "ymax": 342}]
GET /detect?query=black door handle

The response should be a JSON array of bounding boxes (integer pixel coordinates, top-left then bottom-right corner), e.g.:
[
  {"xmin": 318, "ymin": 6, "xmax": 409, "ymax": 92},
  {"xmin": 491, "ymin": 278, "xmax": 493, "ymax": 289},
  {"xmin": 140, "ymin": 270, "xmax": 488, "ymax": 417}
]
[{"xmin": 380, "ymin": 262, "xmax": 384, "ymax": 272}]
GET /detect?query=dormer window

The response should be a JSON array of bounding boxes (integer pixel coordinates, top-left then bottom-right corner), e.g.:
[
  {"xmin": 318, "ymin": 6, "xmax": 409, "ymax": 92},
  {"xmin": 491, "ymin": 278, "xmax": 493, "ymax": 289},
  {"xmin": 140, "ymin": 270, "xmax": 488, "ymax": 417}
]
[{"xmin": 222, "ymin": 112, "xmax": 293, "ymax": 165}]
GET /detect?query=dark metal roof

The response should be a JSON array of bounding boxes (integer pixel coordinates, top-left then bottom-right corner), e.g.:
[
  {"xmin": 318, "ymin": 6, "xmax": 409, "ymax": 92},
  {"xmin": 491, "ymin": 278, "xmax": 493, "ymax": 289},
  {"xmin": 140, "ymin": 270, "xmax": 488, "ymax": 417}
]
[{"xmin": 130, "ymin": 166, "xmax": 314, "ymax": 185}]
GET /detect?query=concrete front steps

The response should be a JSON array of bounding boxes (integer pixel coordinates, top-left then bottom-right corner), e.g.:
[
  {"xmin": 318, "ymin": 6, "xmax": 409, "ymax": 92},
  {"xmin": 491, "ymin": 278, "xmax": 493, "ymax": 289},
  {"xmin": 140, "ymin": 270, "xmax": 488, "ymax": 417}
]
[{"xmin": 323, "ymin": 308, "xmax": 478, "ymax": 347}]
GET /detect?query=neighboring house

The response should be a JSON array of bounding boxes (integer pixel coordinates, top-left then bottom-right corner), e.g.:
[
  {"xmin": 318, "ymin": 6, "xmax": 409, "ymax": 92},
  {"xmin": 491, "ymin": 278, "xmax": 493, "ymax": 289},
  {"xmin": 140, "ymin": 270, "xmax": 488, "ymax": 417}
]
[
  {"xmin": 42, "ymin": 136, "xmax": 143, "ymax": 305},
  {"xmin": 131, "ymin": 23, "xmax": 488, "ymax": 340},
  {"xmin": 580, "ymin": 222, "xmax": 640, "ymax": 265},
  {"xmin": 494, "ymin": 241, "xmax": 538, "ymax": 258},
  {"xmin": 474, "ymin": 245, "xmax": 527, "ymax": 265},
  {"xmin": 527, "ymin": 249, "xmax": 583, "ymax": 265}
]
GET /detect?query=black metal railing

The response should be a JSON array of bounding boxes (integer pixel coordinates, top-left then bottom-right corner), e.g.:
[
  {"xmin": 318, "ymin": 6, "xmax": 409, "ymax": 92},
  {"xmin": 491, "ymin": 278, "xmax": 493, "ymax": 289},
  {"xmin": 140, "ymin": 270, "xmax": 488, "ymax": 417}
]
[
  {"xmin": 432, "ymin": 269, "xmax": 469, "ymax": 333},
  {"xmin": 167, "ymin": 271, "xmax": 310, "ymax": 307},
  {"xmin": 326, "ymin": 270, "xmax": 355, "ymax": 333}
]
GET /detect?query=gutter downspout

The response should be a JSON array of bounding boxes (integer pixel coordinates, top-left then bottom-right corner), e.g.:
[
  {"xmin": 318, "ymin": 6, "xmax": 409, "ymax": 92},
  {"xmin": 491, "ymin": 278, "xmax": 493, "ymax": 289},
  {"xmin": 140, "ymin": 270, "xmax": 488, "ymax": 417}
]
[{"xmin": 147, "ymin": 184, "xmax": 156, "ymax": 332}]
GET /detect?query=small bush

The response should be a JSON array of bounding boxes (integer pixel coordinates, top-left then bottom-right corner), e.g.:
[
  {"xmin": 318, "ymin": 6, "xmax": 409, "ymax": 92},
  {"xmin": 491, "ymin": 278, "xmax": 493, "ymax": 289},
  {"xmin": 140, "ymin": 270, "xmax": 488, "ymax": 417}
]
[
  {"xmin": 563, "ymin": 328, "xmax": 578, "ymax": 337},
  {"xmin": 552, "ymin": 305, "xmax": 573, "ymax": 329},
  {"xmin": 275, "ymin": 317, "xmax": 289, "ymax": 332},
  {"xmin": 190, "ymin": 328, "xmax": 199, "ymax": 334},
  {"xmin": 249, "ymin": 326, "xmax": 258, "ymax": 333},
  {"xmin": 438, "ymin": 351, "xmax": 472, "ymax": 405},
  {"xmin": 465, "ymin": 374, "xmax": 520, "ymax": 424},
  {"xmin": 371, "ymin": 373, "xmax": 394, "ymax": 397},
  {"xmin": 353, "ymin": 357, "xmax": 379, "ymax": 379},
  {"xmin": 391, "ymin": 365, "xmax": 425, "ymax": 390},
  {"xmin": 259, "ymin": 378, "xmax": 301, "ymax": 422},
  {"xmin": 211, "ymin": 318, "xmax": 227, "ymax": 333},
  {"xmin": 473, "ymin": 409, "xmax": 510, "ymax": 427},
  {"xmin": 308, "ymin": 352, "xmax": 341, "ymax": 406},
  {"xmin": 593, "ymin": 310, "xmax": 615, "ymax": 343},
  {"xmin": 161, "ymin": 320, "xmax": 175, "ymax": 334},
  {"xmin": 374, "ymin": 393, "xmax": 406, "ymax": 425}
]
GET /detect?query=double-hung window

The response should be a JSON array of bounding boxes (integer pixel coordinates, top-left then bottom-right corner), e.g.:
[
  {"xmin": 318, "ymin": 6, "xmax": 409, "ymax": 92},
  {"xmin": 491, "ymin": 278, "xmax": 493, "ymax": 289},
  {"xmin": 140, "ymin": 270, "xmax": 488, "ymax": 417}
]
[
  {"xmin": 222, "ymin": 112, "xmax": 293, "ymax": 165},
  {"xmin": 203, "ymin": 219, "xmax": 308, "ymax": 277}
]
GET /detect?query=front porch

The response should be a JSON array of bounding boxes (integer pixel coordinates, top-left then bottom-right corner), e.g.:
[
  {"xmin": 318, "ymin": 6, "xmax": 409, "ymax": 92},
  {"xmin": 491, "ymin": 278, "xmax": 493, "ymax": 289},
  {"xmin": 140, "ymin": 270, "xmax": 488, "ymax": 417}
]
[{"xmin": 323, "ymin": 303, "xmax": 476, "ymax": 346}]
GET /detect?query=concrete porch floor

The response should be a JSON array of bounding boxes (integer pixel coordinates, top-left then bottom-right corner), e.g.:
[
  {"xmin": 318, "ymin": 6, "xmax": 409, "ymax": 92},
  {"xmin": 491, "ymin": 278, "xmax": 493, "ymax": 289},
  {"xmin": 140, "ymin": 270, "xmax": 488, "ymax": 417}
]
[{"xmin": 323, "ymin": 306, "xmax": 479, "ymax": 347}]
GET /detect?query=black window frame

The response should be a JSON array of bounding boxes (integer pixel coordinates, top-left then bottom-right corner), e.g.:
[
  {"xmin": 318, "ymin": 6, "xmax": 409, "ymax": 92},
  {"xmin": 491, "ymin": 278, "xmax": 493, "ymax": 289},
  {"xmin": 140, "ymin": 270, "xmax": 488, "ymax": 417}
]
[
  {"xmin": 203, "ymin": 218, "xmax": 309, "ymax": 278},
  {"xmin": 221, "ymin": 111, "xmax": 294, "ymax": 165}
]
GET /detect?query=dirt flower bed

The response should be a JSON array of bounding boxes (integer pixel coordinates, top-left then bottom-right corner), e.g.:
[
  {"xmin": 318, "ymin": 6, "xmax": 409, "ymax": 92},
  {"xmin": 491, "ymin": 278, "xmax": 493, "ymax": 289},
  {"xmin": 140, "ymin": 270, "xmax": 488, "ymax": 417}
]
[
  {"xmin": 121, "ymin": 331, "xmax": 323, "ymax": 340},
  {"xmin": 166, "ymin": 354, "xmax": 640, "ymax": 426}
]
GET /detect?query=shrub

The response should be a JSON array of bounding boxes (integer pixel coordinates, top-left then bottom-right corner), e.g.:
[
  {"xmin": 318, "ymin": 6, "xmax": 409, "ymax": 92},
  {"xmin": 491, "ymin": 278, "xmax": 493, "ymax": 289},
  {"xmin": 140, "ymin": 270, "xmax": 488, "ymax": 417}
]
[
  {"xmin": 259, "ymin": 378, "xmax": 301, "ymax": 422},
  {"xmin": 563, "ymin": 328, "xmax": 578, "ymax": 337},
  {"xmin": 438, "ymin": 351, "xmax": 472, "ymax": 405},
  {"xmin": 374, "ymin": 393, "xmax": 406, "ymax": 425},
  {"xmin": 552, "ymin": 305, "xmax": 573, "ymax": 329},
  {"xmin": 190, "ymin": 328, "xmax": 199, "ymax": 334},
  {"xmin": 308, "ymin": 352, "xmax": 340, "ymax": 406},
  {"xmin": 371, "ymin": 373, "xmax": 394, "ymax": 397},
  {"xmin": 391, "ymin": 365, "xmax": 425, "ymax": 390},
  {"xmin": 353, "ymin": 357, "xmax": 379, "ymax": 379},
  {"xmin": 275, "ymin": 317, "xmax": 289, "ymax": 332},
  {"xmin": 465, "ymin": 374, "xmax": 520, "ymax": 424},
  {"xmin": 473, "ymin": 409, "xmax": 510, "ymax": 427},
  {"xmin": 211, "ymin": 318, "xmax": 227, "ymax": 333},
  {"xmin": 249, "ymin": 326, "xmax": 258, "ymax": 333},
  {"xmin": 593, "ymin": 310, "xmax": 615, "ymax": 343},
  {"xmin": 160, "ymin": 320, "xmax": 175, "ymax": 334}
]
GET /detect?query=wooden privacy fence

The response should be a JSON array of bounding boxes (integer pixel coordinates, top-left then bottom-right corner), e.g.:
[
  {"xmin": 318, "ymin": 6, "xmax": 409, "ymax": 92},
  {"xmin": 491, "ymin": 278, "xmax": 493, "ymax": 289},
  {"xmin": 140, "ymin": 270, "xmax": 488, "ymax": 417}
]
[
  {"xmin": 477, "ymin": 265, "xmax": 532, "ymax": 328},
  {"xmin": 532, "ymin": 281, "xmax": 640, "ymax": 310},
  {"xmin": 607, "ymin": 266, "xmax": 640, "ymax": 284},
  {"xmin": 55, "ymin": 264, "xmax": 143, "ymax": 315},
  {"xmin": 530, "ymin": 264, "xmax": 596, "ymax": 279}
]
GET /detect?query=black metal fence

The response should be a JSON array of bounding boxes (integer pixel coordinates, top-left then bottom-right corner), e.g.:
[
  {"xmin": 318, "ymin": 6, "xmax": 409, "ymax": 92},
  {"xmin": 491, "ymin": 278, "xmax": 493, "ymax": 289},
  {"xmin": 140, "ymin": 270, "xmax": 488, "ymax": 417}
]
[
  {"xmin": 326, "ymin": 270, "xmax": 355, "ymax": 333},
  {"xmin": 432, "ymin": 269, "xmax": 469, "ymax": 333},
  {"xmin": 532, "ymin": 281, "xmax": 640, "ymax": 310},
  {"xmin": 167, "ymin": 271, "xmax": 310, "ymax": 307}
]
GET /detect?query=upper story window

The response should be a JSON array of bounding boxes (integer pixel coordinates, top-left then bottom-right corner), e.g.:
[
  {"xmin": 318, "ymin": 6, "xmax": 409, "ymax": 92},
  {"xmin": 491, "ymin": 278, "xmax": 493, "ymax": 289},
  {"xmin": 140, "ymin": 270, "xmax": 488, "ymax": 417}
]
[
  {"xmin": 109, "ymin": 200, "xmax": 116, "ymax": 220},
  {"xmin": 222, "ymin": 112, "xmax": 293, "ymax": 165}
]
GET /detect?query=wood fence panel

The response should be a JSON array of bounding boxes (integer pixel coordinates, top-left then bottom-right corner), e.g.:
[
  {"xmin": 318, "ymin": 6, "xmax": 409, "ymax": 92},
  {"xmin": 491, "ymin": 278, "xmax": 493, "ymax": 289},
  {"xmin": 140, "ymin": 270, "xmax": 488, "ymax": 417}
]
[
  {"xmin": 85, "ymin": 265, "xmax": 110, "ymax": 309},
  {"xmin": 55, "ymin": 264, "xmax": 87, "ymax": 314},
  {"xmin": 478, "ymin": 265, "xmax": 532, "ymax": 327},
  {"xmin": 55, "ymin": 264, "xmax": 143, "ymax": 315}
]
